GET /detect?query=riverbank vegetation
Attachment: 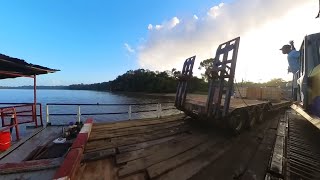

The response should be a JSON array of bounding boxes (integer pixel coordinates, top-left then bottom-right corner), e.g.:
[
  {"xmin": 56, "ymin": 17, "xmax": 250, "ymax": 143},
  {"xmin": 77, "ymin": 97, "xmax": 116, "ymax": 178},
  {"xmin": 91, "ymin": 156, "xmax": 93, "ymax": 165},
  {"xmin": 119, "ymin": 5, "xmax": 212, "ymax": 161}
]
[{"xmin": 69, "ymin": 69, "xmax": 208, "ymax": 93}]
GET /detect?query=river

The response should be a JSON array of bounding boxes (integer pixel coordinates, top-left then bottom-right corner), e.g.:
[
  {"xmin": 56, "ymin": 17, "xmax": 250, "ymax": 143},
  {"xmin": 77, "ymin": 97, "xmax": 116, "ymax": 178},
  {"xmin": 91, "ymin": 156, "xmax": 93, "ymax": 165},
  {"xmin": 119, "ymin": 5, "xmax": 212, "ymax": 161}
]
[{"xmin": 0, "ymin": 89, "xmax": 178, "ymax": 125}]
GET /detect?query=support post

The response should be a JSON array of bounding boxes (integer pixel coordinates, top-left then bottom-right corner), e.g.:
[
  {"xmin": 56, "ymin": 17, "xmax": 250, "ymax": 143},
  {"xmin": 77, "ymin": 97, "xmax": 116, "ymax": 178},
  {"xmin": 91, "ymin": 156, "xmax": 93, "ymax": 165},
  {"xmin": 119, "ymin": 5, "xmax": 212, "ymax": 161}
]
[
  {"xmin": 46, "ymin": 105, "xmax": 50, "ymax": 125},
  {"xmin": 39, "ymin": 104, "xmax": 43, "ymax": 126},
  {"xmin": 33, "ymin": 75, "xmax": 38, "ymax": 128},
  {"xmin": 13, "ymin": 108, "xmax": 19, "ymax": 140},
  {"xmin": 77, "ymin": 105, "xmax": 81, "ymax": 123},
  {"xmin": 128, "ymin": 105, "xmax": 132, "ymax": 120}
]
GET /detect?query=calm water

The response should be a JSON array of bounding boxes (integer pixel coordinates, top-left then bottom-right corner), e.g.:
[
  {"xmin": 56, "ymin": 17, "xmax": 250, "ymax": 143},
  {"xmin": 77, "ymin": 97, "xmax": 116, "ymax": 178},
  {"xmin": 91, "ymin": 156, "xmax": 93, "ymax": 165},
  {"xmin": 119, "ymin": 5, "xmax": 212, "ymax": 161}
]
[{"xmin": 0, "ymin": 89, "xmax": 177, "ymax": 125}]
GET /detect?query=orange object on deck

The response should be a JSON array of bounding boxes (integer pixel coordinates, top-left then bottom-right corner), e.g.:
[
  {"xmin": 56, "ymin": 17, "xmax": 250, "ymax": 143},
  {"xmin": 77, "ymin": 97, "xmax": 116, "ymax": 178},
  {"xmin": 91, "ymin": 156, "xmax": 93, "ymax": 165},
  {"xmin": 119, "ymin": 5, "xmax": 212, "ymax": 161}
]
[{"xmin": 0, "ymin": 131, "xmax": 11, "ymax": 151}]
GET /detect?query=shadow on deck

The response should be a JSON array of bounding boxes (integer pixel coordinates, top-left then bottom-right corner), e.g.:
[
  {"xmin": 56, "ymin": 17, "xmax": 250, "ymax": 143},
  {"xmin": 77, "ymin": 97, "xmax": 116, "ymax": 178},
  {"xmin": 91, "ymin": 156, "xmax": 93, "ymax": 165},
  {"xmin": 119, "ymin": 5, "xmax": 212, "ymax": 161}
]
[{"xmin": 76, "ymin": 112, "xmax": 281, "ymax": 180}]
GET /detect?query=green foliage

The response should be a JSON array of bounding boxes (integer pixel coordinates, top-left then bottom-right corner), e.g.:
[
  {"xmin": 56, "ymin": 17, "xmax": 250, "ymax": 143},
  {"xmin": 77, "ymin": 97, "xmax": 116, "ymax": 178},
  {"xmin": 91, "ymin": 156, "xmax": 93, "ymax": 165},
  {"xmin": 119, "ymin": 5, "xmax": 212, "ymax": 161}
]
[
  {"xmin": 69, "ymin": 68, "xmax": 208, "ymax": 93},
  {"xmin": 198, "ymin": 58, "xmax": 214, "ymax": 81},
  {"xmin": 236, "ymin": 78, "xmax": 289, "ymax": 88}
]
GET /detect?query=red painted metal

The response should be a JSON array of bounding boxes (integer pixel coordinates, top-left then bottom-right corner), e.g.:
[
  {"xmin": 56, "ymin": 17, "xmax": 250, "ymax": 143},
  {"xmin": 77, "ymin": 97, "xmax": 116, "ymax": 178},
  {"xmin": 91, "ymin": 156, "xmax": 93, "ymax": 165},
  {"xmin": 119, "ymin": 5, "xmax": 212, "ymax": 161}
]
[
  {"xmin": 71, "ymin": 133, "xmax": 88, "ymax": 149},
  {"xmin": 85, "ymin": 118, "xmax": 93, "ymax": 124},
  {"xmin": 53, "ymin": 148, "xmax": 83, "ymax": 180},
  {"xmin": 53, "ymin": 118, "xmax": 94, "ymax": 180},
  {"xmin": 0, "ymin": 107, "xmax": 20, "ymax": 140},
  {"xmin": 33, "ymin": 75, "xmax": 38, "ymax": 128}
]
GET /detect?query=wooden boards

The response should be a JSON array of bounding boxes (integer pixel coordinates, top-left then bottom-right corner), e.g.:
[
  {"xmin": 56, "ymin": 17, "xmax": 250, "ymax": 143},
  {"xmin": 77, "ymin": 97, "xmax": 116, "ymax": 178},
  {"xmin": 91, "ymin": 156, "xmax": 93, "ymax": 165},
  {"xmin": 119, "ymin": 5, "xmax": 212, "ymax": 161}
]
[
  {"xmin": 80, "ymin": 115, "xmax": 235, "ymax": 179},
  {"xmin": 85, "ymin": 115, "xmax": 188, "ymax": 153},
  {"xmin": 74, "ymin": 107, "xmax": 287, "ymax": 180}
]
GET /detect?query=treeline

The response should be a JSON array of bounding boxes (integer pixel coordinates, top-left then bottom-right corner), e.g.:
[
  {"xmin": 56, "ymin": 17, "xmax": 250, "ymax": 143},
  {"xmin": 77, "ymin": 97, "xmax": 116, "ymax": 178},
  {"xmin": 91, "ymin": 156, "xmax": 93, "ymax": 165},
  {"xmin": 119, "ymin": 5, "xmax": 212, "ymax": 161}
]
[
  {"xmin": 69, "ymin": 69, "xmax": 208, "ymax": 93},
  {"xmin": 0, "ymin": 85, "xmax": 68, "ymax": 89},
  {"xmin": 236, "ymin": 78, "xmax": 291, "ymax": 89}
]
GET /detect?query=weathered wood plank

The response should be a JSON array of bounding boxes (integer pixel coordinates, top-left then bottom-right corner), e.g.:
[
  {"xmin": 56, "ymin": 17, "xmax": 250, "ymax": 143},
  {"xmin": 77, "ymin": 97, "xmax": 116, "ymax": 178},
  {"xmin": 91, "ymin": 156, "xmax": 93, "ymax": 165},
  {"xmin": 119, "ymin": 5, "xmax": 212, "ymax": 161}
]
[
  {"xmin": 0, "ymin": 158, "xmax": 62, "ymax": 174},
  {"xmin": 0, "ymin": 126, "xmax": 62, "ymax": 163},
  {"xmin": 269, "ymin": 135, "xmax": 285, "ymax": 175},
  {"xmin": 120, "ymin": 173, "xmax": 147, "ymax": 180},
  {"xmin": 156, "ymin": 140, "xmax": 232, "ymax": 180},
  {"xmin": 91, "ymin": 120, "xmax": 184, "ymax": 135},
  {"xmin": 116, "ymin": 134, "xmax": 191, "ymax": 164},
  {"xmin": 0, "ymin": 127, "xmax": 45, "ymax": 160},
  {"xmin": 147, "ymin": 137, "xmax": 224, "ymax": 178},
  {"xmin": 85, "ymin": 124, "xmax": 190, "ymax": 153},
  {"xmin": 77, "ymin": 159, "xmax": 116, "ymax": 180},
  {"xmin": 118, "ymin": 134, "xmax": 181, "ymax": 153},
  {"xmin": 241, "ymin": 134, "xmax": 275, "ymax": 180},
  {"xmin": 118, "ymin": 134, "xmax": 208, "ymax": 177},
  {"xmin": 82, "ymin": 148, "xmax": 116, "ymax": 162},
  {"xmin": 92, "ymin": 114, "xmax": 185, "ymax": 131},
  {"xmin": 90, "ymin": 121, "xmax": 184, "ymax": 141}
]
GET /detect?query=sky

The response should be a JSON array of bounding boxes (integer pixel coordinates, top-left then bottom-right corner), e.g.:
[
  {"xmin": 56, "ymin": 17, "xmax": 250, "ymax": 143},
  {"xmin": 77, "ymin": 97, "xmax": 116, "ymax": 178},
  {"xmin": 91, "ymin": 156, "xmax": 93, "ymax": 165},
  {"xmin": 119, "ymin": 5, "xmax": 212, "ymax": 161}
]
[{"xmin": 0, "ymin": 0, "xmax": 319, "ymax": 86}]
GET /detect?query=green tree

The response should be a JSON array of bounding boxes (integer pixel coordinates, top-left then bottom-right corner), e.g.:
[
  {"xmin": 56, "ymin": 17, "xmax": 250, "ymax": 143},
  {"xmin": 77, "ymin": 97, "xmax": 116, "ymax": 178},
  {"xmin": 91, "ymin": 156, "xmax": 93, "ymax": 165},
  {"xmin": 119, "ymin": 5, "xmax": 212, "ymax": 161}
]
[{"xmin": 198, "ymin": 58, "xmax": 214, "ymax": 81}]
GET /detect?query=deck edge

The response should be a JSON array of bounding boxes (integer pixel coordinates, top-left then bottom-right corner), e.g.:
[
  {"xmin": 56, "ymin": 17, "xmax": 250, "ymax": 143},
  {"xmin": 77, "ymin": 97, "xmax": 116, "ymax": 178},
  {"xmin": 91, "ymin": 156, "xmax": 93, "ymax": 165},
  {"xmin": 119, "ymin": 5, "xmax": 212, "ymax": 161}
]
[{"xmin": 53, "ymin": 118, "xmax": 93, "ymax": 180}]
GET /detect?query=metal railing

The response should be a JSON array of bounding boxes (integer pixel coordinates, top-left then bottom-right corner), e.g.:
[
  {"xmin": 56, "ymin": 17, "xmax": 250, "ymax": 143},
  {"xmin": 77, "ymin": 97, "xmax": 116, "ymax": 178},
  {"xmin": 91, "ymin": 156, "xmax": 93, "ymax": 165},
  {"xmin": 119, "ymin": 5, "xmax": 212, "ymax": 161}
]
[
  {"xmin": 0, "ymin": 103, "xmax": 43, "ymax": 128},
  {"xmin": 46, "ymin": 102, "xmax": 178, "ymax": 125},
  {"xmin": 0, "ymin": 106, "xmax": 20, "ymax": 140}
]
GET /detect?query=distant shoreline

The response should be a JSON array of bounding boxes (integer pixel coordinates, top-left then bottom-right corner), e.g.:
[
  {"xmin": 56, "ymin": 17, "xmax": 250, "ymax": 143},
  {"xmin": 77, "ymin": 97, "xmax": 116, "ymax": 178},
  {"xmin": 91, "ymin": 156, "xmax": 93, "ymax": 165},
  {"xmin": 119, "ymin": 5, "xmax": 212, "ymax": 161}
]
[{"xmin": 0, "ymin": 88, "xmax": 208, "ymax": 99}]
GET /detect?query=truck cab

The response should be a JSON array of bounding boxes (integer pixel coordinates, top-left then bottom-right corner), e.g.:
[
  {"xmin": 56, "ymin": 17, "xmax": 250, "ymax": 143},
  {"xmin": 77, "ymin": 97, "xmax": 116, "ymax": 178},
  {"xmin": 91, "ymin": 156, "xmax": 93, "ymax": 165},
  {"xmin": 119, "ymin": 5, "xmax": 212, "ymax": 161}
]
[{"xmin": 297, "ymin": 33, "xmax": 320, "ymax": 116}]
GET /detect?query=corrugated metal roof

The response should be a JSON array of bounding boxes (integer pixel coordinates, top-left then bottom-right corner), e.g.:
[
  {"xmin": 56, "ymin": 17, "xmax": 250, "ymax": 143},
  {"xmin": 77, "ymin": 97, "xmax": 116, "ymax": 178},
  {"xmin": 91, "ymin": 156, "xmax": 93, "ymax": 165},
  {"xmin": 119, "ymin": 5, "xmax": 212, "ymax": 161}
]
[{"xmin": 0, "ymin": 54, "xmax": 59, "ymax": 79}]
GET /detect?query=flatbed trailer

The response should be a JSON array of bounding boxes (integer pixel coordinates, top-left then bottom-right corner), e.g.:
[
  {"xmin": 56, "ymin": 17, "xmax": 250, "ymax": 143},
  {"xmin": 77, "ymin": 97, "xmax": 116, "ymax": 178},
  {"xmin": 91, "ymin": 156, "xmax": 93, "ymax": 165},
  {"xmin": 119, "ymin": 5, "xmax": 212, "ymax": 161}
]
[
  {"xmin": 175, "ymin": 37, "xmax": 291, "ymax": 133},
  {"xmin": 183, "ymin": 95, "xmax": 291, "ymax": 131}
]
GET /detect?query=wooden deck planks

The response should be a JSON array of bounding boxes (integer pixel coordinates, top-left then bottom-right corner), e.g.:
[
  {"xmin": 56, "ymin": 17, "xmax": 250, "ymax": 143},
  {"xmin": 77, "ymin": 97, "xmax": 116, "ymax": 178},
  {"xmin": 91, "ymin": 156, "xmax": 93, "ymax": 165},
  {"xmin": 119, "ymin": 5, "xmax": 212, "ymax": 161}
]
[
  {"xmin": 146, "ymin": 136, "xmax": 225, "ymax": 179},
  {"xmin": 0, "ymin": 126, "xmax": 62, "ymax": 163},
  {"xmin": 120, "ymin": 173, "xmax": 147, "ymax": 180},
  {"xmin": 118, "ymin": 134, "xmax": 208, "ymax": 177},
  {"xmin": 117, "ymin": 135, "xmax": 182, "ymax": 153},
  {"xmin": 76, "ymin": 110, "xmax": 283, "ymax": 180},
  {"xmin": 83, "ymin": 148, "xmax": 116, "ymax": 162},
  {"xmin": 90, "ymin": 120, "xmax": 185, "ymax": 141},
  {"xmin": 77, "ymin": 159, "xmax": 116, "ymax": 180},
  {"xmin": 91, "ymin": 114, "xmax": 185, "ymax": 131},
  {"xmin": 116, "ymin": 134, "xmax": 191, "ymax": 164},
  {"xmin": 85, "ymin": 124, "xmax": 190, "ymax": 153},
  {"xmin": 156, "ymin": 140, "xmax": 233, "ymax": 180}
]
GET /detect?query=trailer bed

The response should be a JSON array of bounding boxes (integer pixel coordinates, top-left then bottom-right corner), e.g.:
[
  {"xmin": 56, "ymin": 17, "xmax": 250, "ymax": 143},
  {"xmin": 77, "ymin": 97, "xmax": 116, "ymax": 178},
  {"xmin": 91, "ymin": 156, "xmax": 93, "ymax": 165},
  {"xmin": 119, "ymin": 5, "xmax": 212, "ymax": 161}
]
[{"xmin": 184, "ymin": 94, "xmax": 290, "ymax": 114}]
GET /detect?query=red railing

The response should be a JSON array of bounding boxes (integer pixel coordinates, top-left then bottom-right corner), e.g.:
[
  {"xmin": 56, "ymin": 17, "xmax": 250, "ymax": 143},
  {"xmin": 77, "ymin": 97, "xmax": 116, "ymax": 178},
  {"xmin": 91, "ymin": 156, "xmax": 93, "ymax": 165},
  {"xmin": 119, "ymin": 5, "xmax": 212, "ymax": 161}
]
[
  {"xmin": 0, "ymin": 103, "xmax": 43, "ymax": 128},
  {"xmin": 0, "ymin": 107, "xmax": 20, "ymax": 140}
]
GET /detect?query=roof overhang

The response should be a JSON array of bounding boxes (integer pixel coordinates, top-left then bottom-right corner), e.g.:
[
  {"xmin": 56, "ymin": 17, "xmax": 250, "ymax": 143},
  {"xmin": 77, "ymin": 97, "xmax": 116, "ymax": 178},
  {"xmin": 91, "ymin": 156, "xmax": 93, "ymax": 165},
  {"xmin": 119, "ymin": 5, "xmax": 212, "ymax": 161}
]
[{"xmin": 0, "ymin": 54, "xmax": 59, "ymax": 79}]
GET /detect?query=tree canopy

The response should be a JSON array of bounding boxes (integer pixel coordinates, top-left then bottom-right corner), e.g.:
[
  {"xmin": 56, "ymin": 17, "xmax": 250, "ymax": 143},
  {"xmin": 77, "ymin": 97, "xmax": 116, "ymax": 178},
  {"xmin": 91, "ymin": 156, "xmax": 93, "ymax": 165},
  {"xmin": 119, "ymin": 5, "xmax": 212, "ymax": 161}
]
[{"xmin": 69, "ymin": 69, "xmax": 208, "ymax": 93}]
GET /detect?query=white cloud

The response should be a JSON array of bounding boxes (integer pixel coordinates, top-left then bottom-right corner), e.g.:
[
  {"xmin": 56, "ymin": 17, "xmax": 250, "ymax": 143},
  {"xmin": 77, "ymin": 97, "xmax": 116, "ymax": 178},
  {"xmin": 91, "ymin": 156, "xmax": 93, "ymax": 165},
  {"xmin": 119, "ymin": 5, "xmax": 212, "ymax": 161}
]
[
  {"xmin": 148, "ymin": 17, "xmax": 181, "ymax": 31},
  {"xmin": 136, "ymin": 0, "xmax": 320, "ymax": 82},
  {"xmin": 207, "ymin": 3, "xmax": 224, "ymax": 18},
  {"xmin": 148, "ymin": 24, "xmax": 153, "ymax": 30},
  {"xmin": 193, "ymin": 15, "xmax": 199, "ymax": 20},
  {"xmin": 124, "ymin": 43, "xmax": 135, "ymax": 53},
  {"xmin": 170, "ymin": 17, "xmax": 180, "ymax": 28},
  {"xmin": 155, "ymin": 25, "xmax": 162, "ymax": 30}
]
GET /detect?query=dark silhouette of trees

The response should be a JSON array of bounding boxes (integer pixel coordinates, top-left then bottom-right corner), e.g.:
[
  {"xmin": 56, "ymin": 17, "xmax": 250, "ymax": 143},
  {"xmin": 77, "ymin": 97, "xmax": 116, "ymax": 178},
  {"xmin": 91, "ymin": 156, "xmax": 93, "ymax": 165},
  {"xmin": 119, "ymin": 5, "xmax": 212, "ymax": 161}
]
[{"xmin": 69, "ymin": 69, "xmax": 208, "ymax": 93}]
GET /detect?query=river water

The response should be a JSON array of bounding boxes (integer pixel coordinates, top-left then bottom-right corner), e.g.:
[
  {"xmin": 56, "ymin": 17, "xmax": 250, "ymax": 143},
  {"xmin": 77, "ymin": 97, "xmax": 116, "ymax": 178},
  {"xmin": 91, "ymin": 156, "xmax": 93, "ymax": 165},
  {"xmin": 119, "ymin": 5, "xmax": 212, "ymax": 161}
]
[{"xmin": 0, "ymin": 89, "xmax": 178, "ymax": 125}]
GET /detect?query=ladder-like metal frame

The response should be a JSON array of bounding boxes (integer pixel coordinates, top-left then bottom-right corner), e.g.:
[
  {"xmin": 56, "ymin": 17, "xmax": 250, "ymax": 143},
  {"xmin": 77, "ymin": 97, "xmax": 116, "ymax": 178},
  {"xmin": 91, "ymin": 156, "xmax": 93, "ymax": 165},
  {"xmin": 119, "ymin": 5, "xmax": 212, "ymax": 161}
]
[
  {"xmin": 205, "ymin": 37, "xmax": 240, "ymax": 118},
  {"xmin": 175, "ymin": 56, "xmax": 196, "ymax": 109}
]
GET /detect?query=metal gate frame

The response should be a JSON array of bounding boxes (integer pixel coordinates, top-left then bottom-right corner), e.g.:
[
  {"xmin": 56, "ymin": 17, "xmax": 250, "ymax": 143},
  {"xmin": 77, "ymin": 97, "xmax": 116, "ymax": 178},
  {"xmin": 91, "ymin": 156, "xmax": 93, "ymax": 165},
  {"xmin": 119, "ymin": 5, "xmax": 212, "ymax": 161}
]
[
  {"xmin": 175, "ymin": 56, "xmax": 196, "ymax": 109},
  {"xmin": 205, "ymin": 37, "xmax": 240, "ymax": 118}
]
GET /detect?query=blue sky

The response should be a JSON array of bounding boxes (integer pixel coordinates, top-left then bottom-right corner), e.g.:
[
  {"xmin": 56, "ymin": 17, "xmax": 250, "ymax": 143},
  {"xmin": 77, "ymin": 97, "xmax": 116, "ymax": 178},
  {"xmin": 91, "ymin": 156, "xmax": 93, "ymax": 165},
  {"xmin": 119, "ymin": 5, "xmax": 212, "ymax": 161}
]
[
  {"xmin": 1, "ymin": 0, "xmax": 318, "ymax": 86},
  {"xmin": 0, "ymin": 0, "xmax": 225, "ymax": 86}
]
